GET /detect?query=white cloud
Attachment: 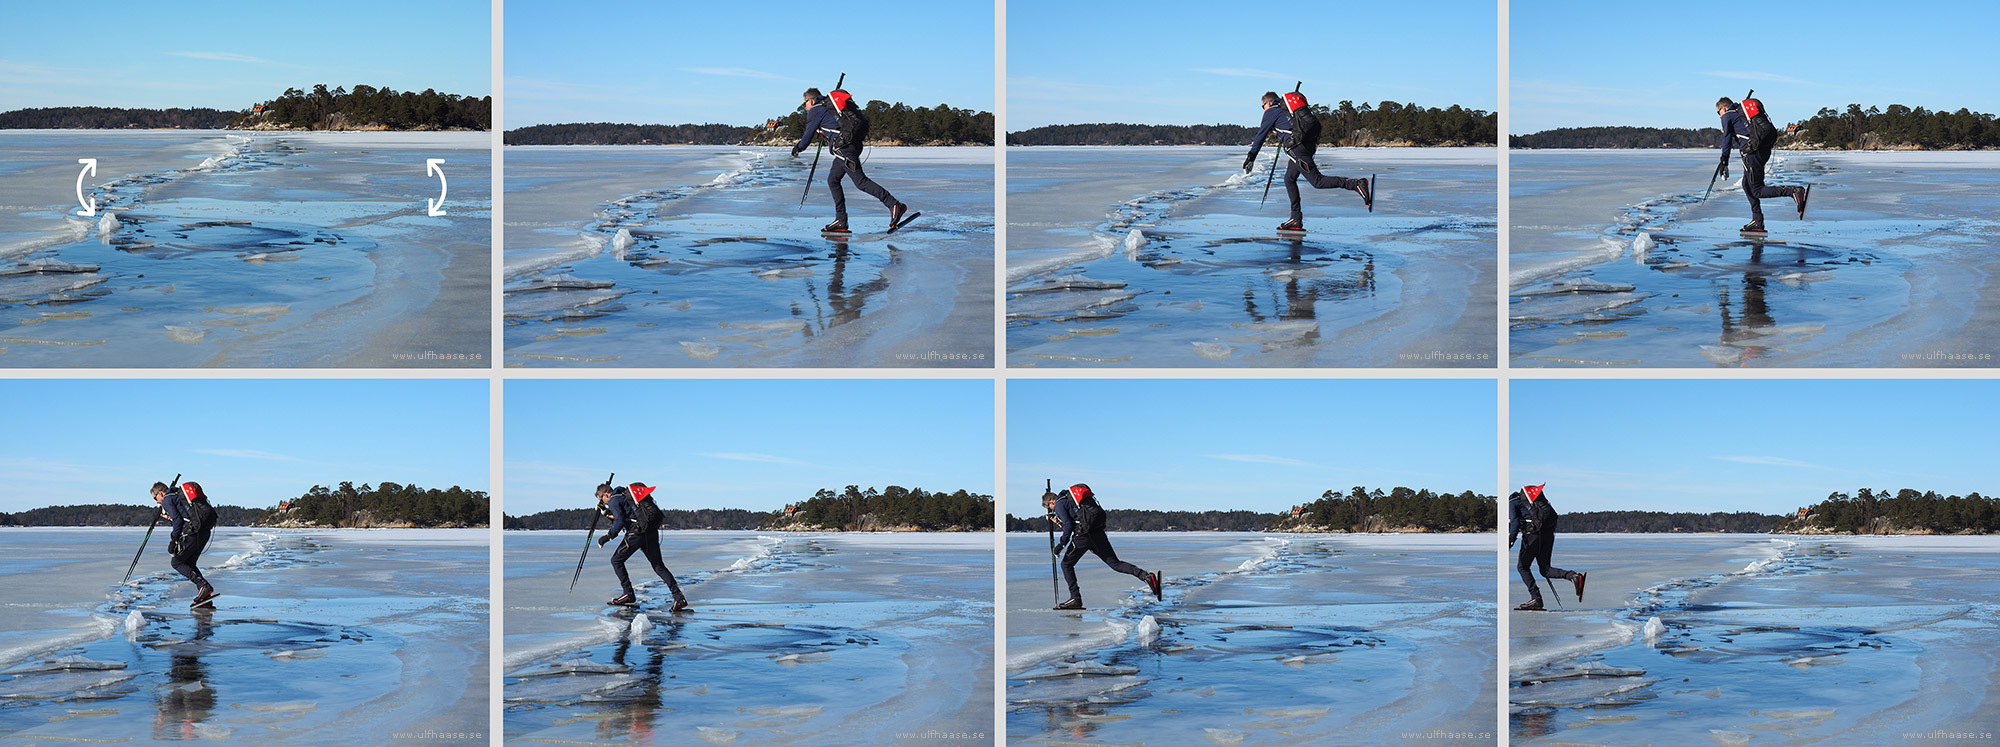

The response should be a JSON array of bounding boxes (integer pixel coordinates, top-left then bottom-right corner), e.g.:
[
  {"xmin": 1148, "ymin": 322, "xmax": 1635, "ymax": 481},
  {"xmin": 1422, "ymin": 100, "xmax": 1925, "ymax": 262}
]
[
  {"xmin": 1205, "ymin": 454, "xmax": 1315, "ymax": 467},
  {"xmin": 1701, "ymin": 71, "xmax": 1807, "ymax": 85},
  {"xmin": 169, "ymin": 51, "xmax": 278, "ymax": 65},
  {"xmin": 1195, "ymin": 68, "xmax": 1289, "ymax": 80},
  {"xmin": 191, "ymin": 448, "xmax": 305, "ymax": 463},
  {"xmin": 681, "ymin": 67, "xmax": 790, "ymax": 81},
  {"xmin": 1711, "ymin": 455, "xmax": 1824, "ymax": 469},
  {"xmin": 702, "ymin": 452, "xmax": 808, "ymax": 466}
]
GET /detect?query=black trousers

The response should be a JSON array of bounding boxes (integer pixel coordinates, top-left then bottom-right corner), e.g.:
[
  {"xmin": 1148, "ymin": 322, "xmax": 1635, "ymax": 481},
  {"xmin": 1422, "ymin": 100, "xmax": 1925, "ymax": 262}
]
[
  {"xmin": 1517, "ymin": 533, "xmax": 1578, "ymax": 602},
  {"xmin": 1061, "ymin": 533, "xmax": 1149, "ymax": 600},
  {"xmin": 1740, "ymin": 149, "xmax": 1799, "ymax": 222},
  {"xmin": 610, "ymin": 531, "xmax": 683, "ymax": 599},
  {"xmin": 827, "ymin": 154, "xmax": 899, "ymax": 221},
  {"xmin": 1284, "ymin": 153, "xmax": 1363, "ymax": 221},
  {"xmin": 169, "ymin": 530, "xmax": 210, "ymax": 590}
]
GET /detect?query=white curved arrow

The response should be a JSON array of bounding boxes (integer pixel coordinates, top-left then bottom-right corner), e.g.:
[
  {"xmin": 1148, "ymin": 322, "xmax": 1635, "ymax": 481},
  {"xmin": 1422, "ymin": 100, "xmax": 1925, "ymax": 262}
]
[
  {"xmin": 75, "ymin": 159, "xmax": 97, "ymax": 216},
  {"xmin": 426, "ymin": 158, "xmax": 447, "ymax": 216}
]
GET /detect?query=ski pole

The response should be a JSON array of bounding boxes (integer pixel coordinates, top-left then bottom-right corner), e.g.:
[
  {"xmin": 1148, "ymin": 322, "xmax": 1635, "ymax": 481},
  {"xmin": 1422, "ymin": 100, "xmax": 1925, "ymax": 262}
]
[
  {"xmin": 1703, "ymin": 160, "xmax": 1723, "ymax": 202},
  {"xmin": 799, "ymin": 72, "xmax": 845, "ymax": 207},
  {"xmin": 569, "ymin": 471, "xmax": 613, "ymax": 592},
  {"xmin": 1047, "ymin": 479, "xmax": 1058, "ymax": 605},
  {"xmin": 1543, "ymin": 575, "xmax": 1565, "ymax": 610},
  {"xmin": 123, "ymin": 473, "xmax": 179, "ymax": 583}
]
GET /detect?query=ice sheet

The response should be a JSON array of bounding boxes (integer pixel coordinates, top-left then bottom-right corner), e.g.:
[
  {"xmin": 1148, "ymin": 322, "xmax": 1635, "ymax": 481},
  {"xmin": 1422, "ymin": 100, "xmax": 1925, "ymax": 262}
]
[
  {"xmin": 1510, "ymin": 150, "xmax": 2000, "ymax": 367},
  {"xmin": 1006, "ymin": 532, "xmax": 1494, "ymax": 743},
  {"xmin": 503, "ymin": 530, "xmax": 993, "ymax": 743},
  {"xmin": 1006, "ymin": 146, "xmax": 1496, "ymax": 367}
]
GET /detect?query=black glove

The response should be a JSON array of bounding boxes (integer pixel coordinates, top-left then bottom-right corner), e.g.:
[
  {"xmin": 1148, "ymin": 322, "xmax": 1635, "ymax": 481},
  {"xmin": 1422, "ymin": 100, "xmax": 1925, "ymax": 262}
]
[
  {"xmin": 1719, "ymin": 162, "xmax": 1729, "ymax": 179},
  {"xmin": 1243, "ymin": 154, "xmax": 1256, "ymax": 173},
  {"xmin": 791, "ymin": 146, "xmax": 804, "ymax": 157},
  {"xmin": 597, "ymin": 535, "xmax": 611, "ymax": 547}
]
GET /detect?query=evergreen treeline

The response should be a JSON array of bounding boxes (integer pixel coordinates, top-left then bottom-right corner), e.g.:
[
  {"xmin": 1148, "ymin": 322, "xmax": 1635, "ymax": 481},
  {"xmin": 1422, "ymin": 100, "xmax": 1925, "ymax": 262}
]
[
  {"xmin": 1510, "ymin": 126, "xmax": 1722, "ymax": 149},
  {"xmin": 504, "ymin": 507, "xmax": 766, "ymax": 531},
  {"xmin": 0, "ymin": 503, "xmax": 263, "ymax": 527},
  {"xmin": 1007, "ymin": 510, "xmax": 1279, "ymax": 533},
  {"xmin": 506, "ymin": 123, "xmax": 757, "ymax": 146},
  {"xmin": 1791, "ymin": 105, "xmax": 2000, "ymax": 150},
  {"xmin": 0, "ymin": 106, "xmax": 236, "ymax": 130},
  {"xmin": 260, "ymin": 482, "xmax": 487, "ymax": 528},
  {"xmin": 507, "ymin": 100, "xmax": 994, "ymax": 146},
  {"xmin": 1782, "ymin": 488, "xmax": 2000, "ymax": 534},
  {"xmin": 1007, "ymin": 101, "xmax": 1496, "ymax": 146},
  {"xmin": 1558, "ymin": 511, "xmax": 1788, "ymax": 533},
  {"xmin": 1275, "ymin": 486, "xmax": 1495, "ymax": 532},
  {"xmin": 762, "ymin": 486, "xmax": 994, "ymax": 531},
  {"xmin": 230, "ymin": 84, "xmax": 491, "ymax": 131}
]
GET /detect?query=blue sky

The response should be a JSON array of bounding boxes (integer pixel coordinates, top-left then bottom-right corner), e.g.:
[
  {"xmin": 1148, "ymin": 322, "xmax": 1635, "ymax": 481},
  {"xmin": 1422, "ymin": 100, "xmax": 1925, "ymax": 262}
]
[
  {"xmin": 1008, "ymin": 380, "xmax": 1497, "ymax": 516},
  {"xmin": 1511, "ymin": 0, "xmax": 2000, "ymax": 133},
  {"xmin": 1007, "ymin": 0, "xmax": 1496, "ymax": 130},
  {"xmin": 504, "ymin": 380, "xmax": 993, "ymax": 515},
  {"xmin": 0, "ymin": 1, "xmax": 491, "ymax": 112},
  {"xmin": 0, "ymin": 380, "xmax": 488, "ymax": 513},
  {"xmin": 1512, "ymin": 380, "xmax": 1997, "ymax": 514},
  {"xmin": 505, "ymin": 0, "xmax": 993, "ymax": 129}
]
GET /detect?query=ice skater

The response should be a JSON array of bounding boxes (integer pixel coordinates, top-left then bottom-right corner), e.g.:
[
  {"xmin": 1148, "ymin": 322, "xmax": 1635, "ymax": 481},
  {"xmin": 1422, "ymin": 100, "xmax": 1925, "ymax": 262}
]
[
  {"xmin": 1715, "ymin": 96, "xmax": 1807, "ymax": 233},
  {"xmin": 792, "ymin": 87, "xmax": 910, "ymax": 234},
  {"xmin": 596, "ymin": 481, "xmax": 689, "ymax": 612},
  {"xmin": 1048, "ymin": 484, "xmax": 1161, "ymax": 610},
  {"xmin": 1509, "ymin": 484, "xmax": 1584, "ymax": 611},
  {"xmin": 1244, "ymin": 89, "xmax": 1372, "ymax": 233},
  {"xmin": 152, "ymin": 480, "xmax": 218, "ymax": 608}
]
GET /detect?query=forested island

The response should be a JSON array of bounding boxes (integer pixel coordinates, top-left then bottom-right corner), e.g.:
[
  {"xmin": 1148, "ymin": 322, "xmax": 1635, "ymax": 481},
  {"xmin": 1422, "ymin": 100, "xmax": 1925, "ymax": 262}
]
[
  {"xmin": 231, "ymin": 84, "xmax": 490, "ymax": 130},
  {"xmin": 1556, "ymin": 511, "xmax": 1788, "ymax": 533},
  {"xmin": 503, "ymin": 485, "xmax": 994, "ymax": 532},
  {"xmin": 506, "ymin": 100, "xmax": 993, "ymax": 146},
  {"xmin": 1512, "ymin": 104, "xmax": 2000, "ymax": 150},
  {"xmin": 1006, "ymin": 486, "xmax": 1494, "ymax": 533},
  {"xmin": 0, "ymin": 481, "xmax": 487, "ymax": 528},
  {"xmin": 0, "ymin": 107, "xmax": 236, "ymax": 130},
  {"xmin": 1780, "ymin": 489, "xmax": 1999, "ymax": 534},
  {"xmin": 0, "ymin": 85, "xmax": 490, "ymax": 131},
  {"xmin": 1006, "ymin": 101, "xmax": 1496, "ymax": 146}
]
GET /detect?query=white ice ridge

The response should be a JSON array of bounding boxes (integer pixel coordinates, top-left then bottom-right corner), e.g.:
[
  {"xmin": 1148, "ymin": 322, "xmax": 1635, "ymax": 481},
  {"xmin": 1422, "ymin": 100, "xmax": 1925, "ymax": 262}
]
[
  {"xmin": 0, "ymin": 614, "xmax": 122, "ymax": 671},
  {"xmin": 1630, "ymin": 232, "xmax": 1655, "ymax": 263},
  {"xmin": 1235, "ymin": 538, "xmax": 1290, "ymax": 572},
  {"xmin": 218, "ymin": 532, "xmax": 280, "ymax": 569},
  {"xmin": 97, "ymin": 212, "xmax": 119, "ymax": 241},
  {"xmin": 1509, "ymin": 236, "xmax": 1627, "ymax": 290},
  {"xmin": 724, "ymin": 536, "xmax": 784, "ymax": 572},
  {"xmin": 1734, "ymin": 538, "xmax": 1796, "ymax": 575},
  {"xmin": 708, "ymin": 150, "xmax": 767, "ymax": 186},
  {"xmin": 1006, "ymin": 234, "xmax": 1122, "ymax": 284},
  {"xmin": 612, "ymin": 228, "xmax": 635, "ymax": 254}
]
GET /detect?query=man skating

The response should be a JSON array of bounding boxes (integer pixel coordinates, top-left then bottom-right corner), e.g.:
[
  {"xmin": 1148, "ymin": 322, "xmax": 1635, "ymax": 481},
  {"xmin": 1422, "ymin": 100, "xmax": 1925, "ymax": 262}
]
[
  {"xmin": 1244, "ymin": 89, "xmax": 1372, "ymax": 233},
  {"xmin": 1715, "ymin": 96, "xmax": 1808, "ymax": 233},
  {"xmin": 597, "ymin": 481, "xmax": 689, "ymax": 612},
  {"xmin": 1047, "ymin": 484, "xmax": 1161, "ymax": 610},
  {"xmin": 792, "ymin": 87, "xmax": 910, "ymax": 234},
  {"xmin": 1509, "ymin": 484, "xmax": 1584, "ymax": 611},
  {"xmin": 152, "ymin": 481, "xmax": 218, "ymax": 608}
]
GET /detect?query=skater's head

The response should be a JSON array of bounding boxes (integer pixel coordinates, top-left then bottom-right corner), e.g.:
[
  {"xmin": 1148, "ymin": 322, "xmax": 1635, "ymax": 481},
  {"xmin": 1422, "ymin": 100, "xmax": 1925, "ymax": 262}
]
[
  {"xmin": 1041, "ymin": 490, "xmax": 1061, "ymax": 511},
  {"xmin": 595, "ymin": 482, "xmax": 614, "ymax": 503},
  {"xmin": 1509, "ymin": 490, "xmax": 1524, "ymax": 502},
  {"xmin": 150, "ymin": 482, "xmax": 170, "ymax": 502},
  {"xmin": 1260, "ymin": 91, "xmax": 1280, "ymax": 110},
  {"xmin": 1716, "ymin": 97, "xmax": 1736, "ymax": 116},
  {"xmin": 802, "ymin": 88, "xmax": 822, "ymax": 109}
]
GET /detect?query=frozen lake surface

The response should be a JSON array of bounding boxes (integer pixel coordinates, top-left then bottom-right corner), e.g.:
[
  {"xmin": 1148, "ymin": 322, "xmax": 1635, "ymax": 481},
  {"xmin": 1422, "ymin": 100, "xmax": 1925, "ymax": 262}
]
[
  {"xmin": 1511, "ymin": 150, "xmax": 2000, "ymax": 367},
  {"xmin": 1509, "ymin": 534, "xmax": 2000, "ymax": 743},
  {"xmin": 504, "ymin": 530, "xmax": 993, "ymax": 743},
  {"xmin": 0, "ymin": 131, "xmax": 491, "ymax": 367},
  {"xmin": 0, "ymin": 527, "xmax": 488, "ymax": 742},
  {"xmin": 1006, "ymin": 147, "xmax": 1496, "ymax": 367},
  {"xmin": 1006, "ymin": 532, "xmax": 1495, "ymax": 744},
  {"xmin": 503, "ymin": 146, "xmax": 994, "ymax": 367}
]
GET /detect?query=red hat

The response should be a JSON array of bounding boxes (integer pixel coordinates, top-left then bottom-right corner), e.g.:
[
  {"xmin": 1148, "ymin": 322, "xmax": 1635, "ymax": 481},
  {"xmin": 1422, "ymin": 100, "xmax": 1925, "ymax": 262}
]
[{"xmin": 1523, "ymin": 484, "xmax": 1545, "ymax": 502}]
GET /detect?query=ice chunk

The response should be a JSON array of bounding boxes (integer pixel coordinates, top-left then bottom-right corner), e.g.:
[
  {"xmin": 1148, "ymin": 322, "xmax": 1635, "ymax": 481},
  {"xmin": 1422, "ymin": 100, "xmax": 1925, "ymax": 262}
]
[
  {"xmin": 1122, "ymin": 228, "xmax": 1146, "ymax": 257},
  {"xmin": 612, "ymin": 228, "xmax": 635, "ymax": 257},
  {"xmin": 1643, "ymin": 615, "xmax": 1665, "ymax": 645},
  {"xmin": 1205, "ymin": 728, "xmax": 1247, "ymax": 745},
  {"xmin": 1134, "ymin": 615, "xmax": 1160, "ymax": 644},
  {"xmin": 628, "ymin": 613, "xmax": 652, "ymax": 641},
  {"xmin": 97, "ymin": 212, "xmax": 119, "ymax": 241},
  {"xmin": 679, "ymin": 341, "xmax": 721, "ymax": 360},
  {"xmin": 124, "ymin": 610, "xmax": 143, "ymax": 636},
  {"xmin": 1631, "ymin": 231, "xmax": 1655, "ymax": 259}
]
